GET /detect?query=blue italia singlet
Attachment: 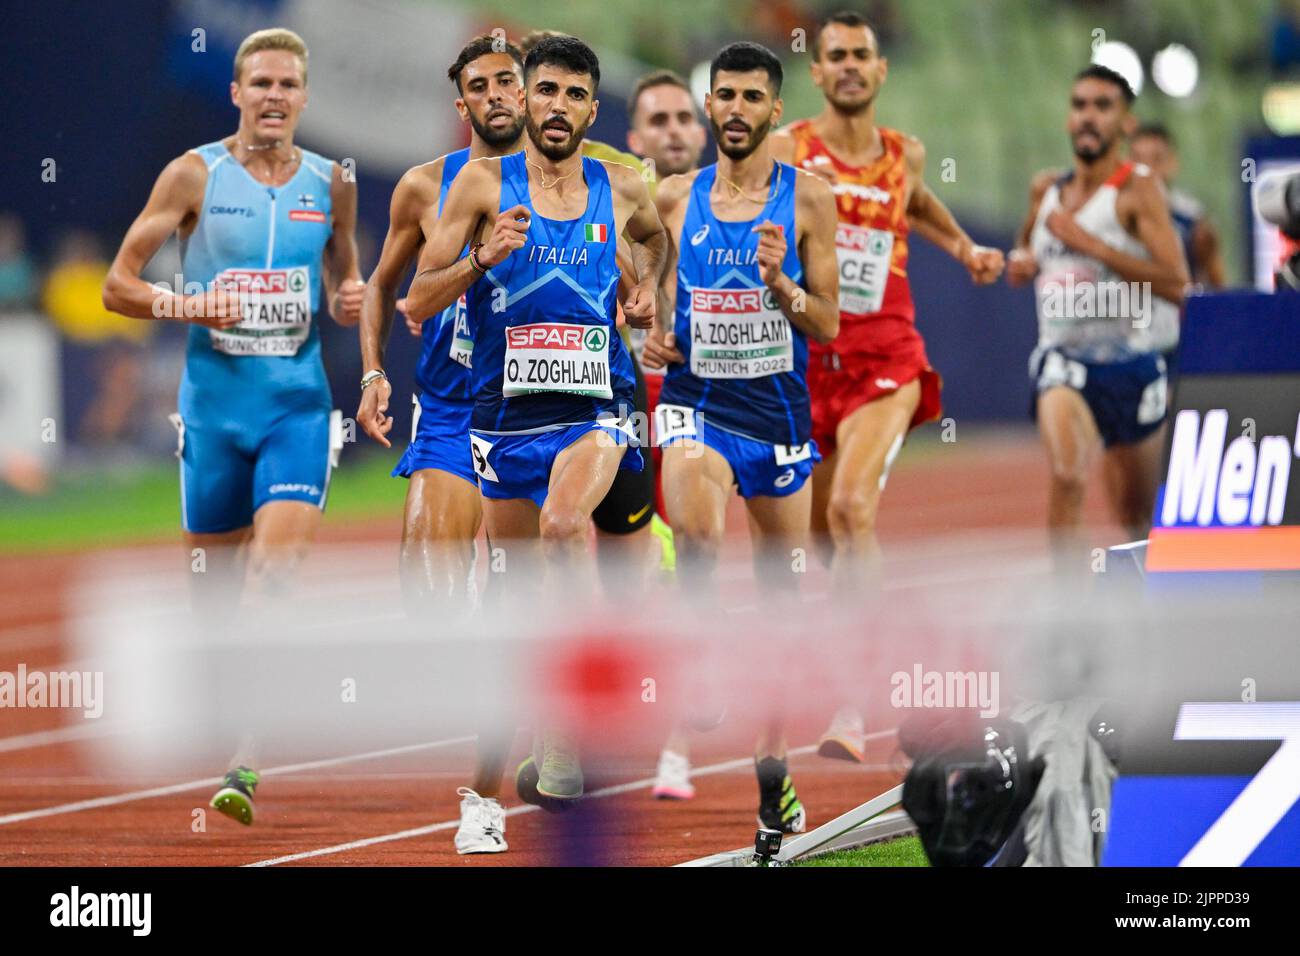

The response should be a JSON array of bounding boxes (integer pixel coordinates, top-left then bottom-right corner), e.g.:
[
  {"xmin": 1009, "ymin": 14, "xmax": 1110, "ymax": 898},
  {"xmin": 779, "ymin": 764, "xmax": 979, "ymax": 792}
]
[
  {"xmin": 179, "ymin": 141, "xmax": 335, "ymax": 424},
  {"xmin": 465, "ymin": 151, "xmax": 634, "ymax": 433},
  {"xmin": 659, "ymin": 162, "xmax": 809, "ymax": 446},
  {"xmin": 414, "ymin": 147, "xmax": 474, "ymax": 402}
]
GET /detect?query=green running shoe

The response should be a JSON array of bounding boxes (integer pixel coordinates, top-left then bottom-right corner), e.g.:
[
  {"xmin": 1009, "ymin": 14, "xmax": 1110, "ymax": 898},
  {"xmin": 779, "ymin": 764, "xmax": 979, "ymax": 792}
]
[
  {"xmin": 651, "ymin": 513, "xmax": 676, "ymax": 574},
  {"xmin": 755, "ymin": 757, "xmax": 806, "ymax": 833},
  {"xmin": 514, "ymin": 754, "xmax": 576, "ymax": 814},
  {"xmin": 536, "ymin": 733, "xmax": 583, "ymax": 800},
  {"xmin": 210, "ymin": 766, "xmax": 259, "ymax": 825}
]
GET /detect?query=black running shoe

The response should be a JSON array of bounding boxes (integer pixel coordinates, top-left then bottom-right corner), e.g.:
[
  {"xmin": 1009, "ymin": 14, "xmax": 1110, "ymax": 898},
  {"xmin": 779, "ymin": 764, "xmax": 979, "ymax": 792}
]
[{"xmin": 755, "ymin": 757, "xmax": 806, "ymax": 833}]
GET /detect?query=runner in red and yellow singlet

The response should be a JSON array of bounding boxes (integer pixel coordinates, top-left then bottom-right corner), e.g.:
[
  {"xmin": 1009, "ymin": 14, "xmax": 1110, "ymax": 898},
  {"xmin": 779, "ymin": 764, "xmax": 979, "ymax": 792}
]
[{"xmin": 772, "ymin": 11, "xmax": 1004, "ymax": 763}]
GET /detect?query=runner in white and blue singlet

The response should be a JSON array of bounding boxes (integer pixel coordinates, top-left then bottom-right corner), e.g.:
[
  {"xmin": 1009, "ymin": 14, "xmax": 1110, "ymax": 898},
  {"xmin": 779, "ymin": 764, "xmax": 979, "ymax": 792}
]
[
  {"xmin": 102, "ymin": 28, "xmax": 364, "ymax": 828},
  {"xmin": 404, "ymin": 36, "xmax": 667, "ymax": 804}
]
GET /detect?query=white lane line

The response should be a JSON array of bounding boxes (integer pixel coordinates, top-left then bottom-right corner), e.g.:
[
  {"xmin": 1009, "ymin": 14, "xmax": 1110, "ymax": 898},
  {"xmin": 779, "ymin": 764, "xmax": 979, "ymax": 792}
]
[
  {"xmin": 0, "ymin": 723, "xmax": 121, "ymax": 754},
  {"xmin": 0, "ymin": 735, "xmax": 476, "ymax": 826},
  {"xmin": 247, "ymin": 730, "xmax": 898, "ymax": 867}
]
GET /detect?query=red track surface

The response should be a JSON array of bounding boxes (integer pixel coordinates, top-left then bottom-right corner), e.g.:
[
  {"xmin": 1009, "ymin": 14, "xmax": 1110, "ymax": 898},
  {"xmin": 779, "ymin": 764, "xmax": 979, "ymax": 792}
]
[{"xmin": 0, "ymin": 428, "xmax": 1120, "ymax": 866}]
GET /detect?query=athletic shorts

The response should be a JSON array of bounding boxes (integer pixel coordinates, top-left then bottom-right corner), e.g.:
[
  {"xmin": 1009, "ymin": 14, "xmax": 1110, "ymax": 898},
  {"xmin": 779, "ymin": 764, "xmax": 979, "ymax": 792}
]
[
  {"xmin": 1030, "ymin": 346, "xmax": 1168, "ymax": 448},
  {"xmin": 470, "ymin": 420, "xmax": 644, "ymax": 510},
  {"xmin": 809, "ymin": 347, "xmax": 942, "ymax": 456},
  {"xmin": 593, "ymin": 352, "xmax": 656, "ymax": 535},
  {"xmin": 392, "ymin": 392, "xmax": 476, "ymax": 487},
  {"xmin": 656, "ymin": 405, "xmax": 820, "ymax": 499},
  {"xmin": 171, "ymin": 407, "xmax": 341, "ymax": 534}
]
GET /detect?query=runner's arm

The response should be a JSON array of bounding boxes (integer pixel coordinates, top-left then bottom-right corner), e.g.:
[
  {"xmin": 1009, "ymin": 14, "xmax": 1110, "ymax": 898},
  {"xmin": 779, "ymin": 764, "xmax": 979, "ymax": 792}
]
[
  {"xmin": 1006, "ymin": 170, "xmax": 1058, "ymax": 287},
  {"xmin": 406, "ymin": 160, "xmax": 511, "ymax": 322},
  {"xmin": 779, "ymin": 171, "xmax": 839, "ymax": 345},
  {"xmin": 642, "ymin": 173, "xmax": 690, "ymax": 368},
  {"xmin": 323, "ymin": 163, "xmax": 364, "ymax": 327},
  {"xmin": 1048, "ymin": 170, "xmax": 1189, "ymax": 303},
  {"xmin": 613, "ymin": 164, "xmax": 667, "ymax": 330},
  {"xmin": 904, "ymin": 137, "xmax": 1003, "ymax": 283},
  {"xmin": 101, "ymin": 153, "xmax": 240, "ymax": 327},
  {"xmin": 1191, "ymin": 217, "xmax": 1227, "ymax": 290},
  {"xmin": 360, "ymin": 165, "xmax": 439, "ymax": 372}
]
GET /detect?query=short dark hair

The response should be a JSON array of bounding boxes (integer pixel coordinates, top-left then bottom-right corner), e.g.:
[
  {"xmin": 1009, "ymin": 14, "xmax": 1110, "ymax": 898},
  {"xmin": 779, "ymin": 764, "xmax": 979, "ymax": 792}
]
[
  {"xmin": 447, "ymin": 34, "xmax": 523, "ymax": 95},
  {"xmin": 1133, "ymin": 122, "xmax": 1174, "ymax": 147},
  {"xmin": 710, "ymin": 41, "xmax": 783, "ymax": 95},
  {"xmin": 524, "ymin": 34, "xmax": 600, "ymax": 93},
  {"xmin": 1074, "ymin": 63, "xmax": 1136, "ymax": 105},
  {"xmin": 627, "ymin": 69, "xmax": 692, "ymax": 121},
  {"xmin": 517, "ymin": 29, "xmax": 564, "ymax": 56},
  {"xmin": 812, "ymin": 10, "xmax": 874, "ymax": 59}
]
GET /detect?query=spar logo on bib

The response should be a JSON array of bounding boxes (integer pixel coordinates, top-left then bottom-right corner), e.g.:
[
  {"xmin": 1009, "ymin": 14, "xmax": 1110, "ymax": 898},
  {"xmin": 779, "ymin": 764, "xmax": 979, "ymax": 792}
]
[
  {"xmin": 216, "ymin": 269, "xmax": 306, "ymax": 295},
  {"xmin": 503, "ymin": 322, "xmax": 613, "ymax": 399}
]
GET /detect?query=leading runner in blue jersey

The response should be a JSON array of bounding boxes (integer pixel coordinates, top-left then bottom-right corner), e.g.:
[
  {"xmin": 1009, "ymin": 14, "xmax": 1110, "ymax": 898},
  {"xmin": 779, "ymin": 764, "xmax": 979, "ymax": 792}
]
[
  {"xmin": 102, "ymin": 28, "xmax": 364, "ymax": 825},
  {"xmin": 405, "ymin": 36, "xmax": 667, "ymax": 804},
  {"xmin": 356, "ymin": 35, "xmax": 527, "ymax": 859},
  {"xmin": 641, "ymin": 42, "xmax": 840, "ymax": 835}
]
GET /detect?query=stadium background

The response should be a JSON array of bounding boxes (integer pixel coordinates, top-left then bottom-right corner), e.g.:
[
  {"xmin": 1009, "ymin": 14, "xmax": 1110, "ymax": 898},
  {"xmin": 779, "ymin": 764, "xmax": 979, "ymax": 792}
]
[{"xmin": 0, "ymin": 0, "xmax": 1285, "ymax": 548}]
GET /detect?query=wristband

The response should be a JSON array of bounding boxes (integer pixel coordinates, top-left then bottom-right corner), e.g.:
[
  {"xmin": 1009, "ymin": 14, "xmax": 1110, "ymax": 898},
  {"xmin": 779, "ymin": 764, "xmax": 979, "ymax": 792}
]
[
  {"xmin": 468, "ymin": 243, "xmax": 487, "ymax": 275},
  {"xmin": 360, "ymin": 369, "xmax": 387, "ymax": 390}
]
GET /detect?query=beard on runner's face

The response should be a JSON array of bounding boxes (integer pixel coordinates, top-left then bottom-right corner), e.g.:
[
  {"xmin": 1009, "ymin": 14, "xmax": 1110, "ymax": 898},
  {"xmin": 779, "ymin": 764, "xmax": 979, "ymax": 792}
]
[
  {"xmin": 1071, "ymin": 122, "xmax": 1112, "ymax": 162},
  {"xmin": 470, "ymin": 102, "xmax": 524, "ymax": 148},
  {"xmin": 711, "ymin": 112, "xmax": 772, "ymax": 161},
  {"xmin": 527, "ymin": 111, "xmax": 590, "ymax": 160}
]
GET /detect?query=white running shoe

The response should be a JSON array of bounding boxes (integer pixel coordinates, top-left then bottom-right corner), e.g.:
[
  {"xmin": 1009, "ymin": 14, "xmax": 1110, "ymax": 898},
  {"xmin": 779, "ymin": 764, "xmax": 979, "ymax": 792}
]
[
  {"xmin": 817, "ymin": 707, "xmax": 867, "ymax": 763},
  {"xmin": 454, "ymin": 787, "xmax": 508, "ymax": 854},
  {"xmin": 651, "ymin": 749, "xmax": 696, "ymax": 800}
]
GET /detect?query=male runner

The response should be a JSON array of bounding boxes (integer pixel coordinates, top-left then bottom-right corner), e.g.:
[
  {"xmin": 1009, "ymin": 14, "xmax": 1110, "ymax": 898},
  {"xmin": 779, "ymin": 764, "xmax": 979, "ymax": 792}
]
[
  {"xmin": 620, "ymin": 68, "xmax": 711, "ymax": 801},
  {"xmin": 355, "ymin": 35, "xmax": 526, "ymax": 855},
  {"xmin": 102, "ymin": 28, "xmax": 364, "ymax": 823},
  {"xmin": 405, "ymin": 35, "xmax": 666, "ymax": 801},
  {"xmin": 1129, "ymin": 123, "xmax": 1226, "ymax": 293},
  {"xmin": 1007, "ymin": 64, "xmax": 1188, "ymax": 550},
  {"xmin": 642, "ymin": 41, "xmax": 840, "ymax": 833},
  {"xmin": 770, "ymin": 11, "xmax": 1003, "ymax": 763}
]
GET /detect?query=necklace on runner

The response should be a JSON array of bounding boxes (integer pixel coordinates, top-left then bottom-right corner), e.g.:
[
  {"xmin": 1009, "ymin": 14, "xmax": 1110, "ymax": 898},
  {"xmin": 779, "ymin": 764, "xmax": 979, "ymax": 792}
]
[
  {"xmin": 235, "ymin": 140, "xmax": 301, "ymax": 183},
  {"xmin": 528, "ymin": 159, "xmax": 580, "ymax": 189},
  {"xmin": 717, "ymin": 162, "xmax": 779, "ymax": 205}
]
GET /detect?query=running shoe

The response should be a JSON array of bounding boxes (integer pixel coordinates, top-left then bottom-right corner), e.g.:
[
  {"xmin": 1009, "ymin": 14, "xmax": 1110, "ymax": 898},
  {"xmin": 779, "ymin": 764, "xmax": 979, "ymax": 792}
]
[
  {"xmin": 536, "ymin": 732, "xmax": 583, "ymax": 800},
  {"xmin": 210, "ymin": 766, "xmax": 259, "ymax": 826},
  {"xmin": 817, "ymin": 706, "xmax": 867, "ymax": 763},
  {"xmin": 755, "ymin": 756, "xmax": 806, "ymax": 833},
  {"xmin": 454, "ymin": 787, "xmax": 508, "ymax": 854},
  {"xmin": 651, "ymin": 748, "xmax": 695, "ymax": 800}
]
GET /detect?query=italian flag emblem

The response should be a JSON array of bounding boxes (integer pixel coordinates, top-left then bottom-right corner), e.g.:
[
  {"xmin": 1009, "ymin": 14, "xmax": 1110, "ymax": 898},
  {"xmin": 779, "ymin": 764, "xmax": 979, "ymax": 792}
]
[{"xmin": 584, "ymin": 223, "xmax": 608, "ymax": 242}]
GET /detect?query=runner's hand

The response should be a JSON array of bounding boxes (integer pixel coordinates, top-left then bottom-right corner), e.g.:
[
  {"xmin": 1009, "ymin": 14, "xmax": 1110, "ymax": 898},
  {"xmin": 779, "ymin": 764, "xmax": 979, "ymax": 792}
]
[
  {"xmin": 623, "ymin": 280, "xmax": 656, "ymax": 330},
  {"xmin": 333, "ymin": 278, "xmax": 365, "ymax": 324},
  {"xmin": 480, "ymin": 205, "xmax": 531, "ymax": 267},
  {"xmin": 357, "ymin": 375, "xmax": 394, "ymax": 448},
  {"xmin": 753, "ymin": 221, "xmax": 787, "ymax": 288},
  {"xmin": 182, "ymin": 287, "xmax": 244, "ymax": 330},
  {"xmin": 398, "ymin": 297, "xmax": 423, "ymax": 338},
  {"xmin": 1006, "ymin": 248, "xmax": 1038, "ymax": 287},
  {"xmin": 642, "ymin": 327, "xmax": 684, "ymax": 369},
  {"xmin": 962, "ymin": 244, "xmax": 1005, "ymax": 285},
  {"xmin": 800, "ymin": 156, "xmax": 839, "ymax": 187}
]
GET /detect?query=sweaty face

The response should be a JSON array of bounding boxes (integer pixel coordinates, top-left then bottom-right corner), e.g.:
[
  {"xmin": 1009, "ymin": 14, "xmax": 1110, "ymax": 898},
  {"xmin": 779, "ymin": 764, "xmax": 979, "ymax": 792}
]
[
  {"xmin": 811, "ymin": 22, "xmax": 885, "ymax": 113},
  {"xmin": 233, "ymin": 50, "xmax": 307, "ymax": 141},
  {"xmin": 1068, "ymin": 77, "xmax": 1128, "ymax": 163},
  {"xmin": 707, "ymin": 69, "xmax": 779, "ymax": 161},
  {"xmin": 629, "ymin": 84, "xmax": 706, "ymax": 176},
  {"xmin": 525, "ymin": 64, "xmax": 596, "ymax": 161},
  {"xmin": 459, "ymin": 53, "xmax": 525, "ymax": 148}
]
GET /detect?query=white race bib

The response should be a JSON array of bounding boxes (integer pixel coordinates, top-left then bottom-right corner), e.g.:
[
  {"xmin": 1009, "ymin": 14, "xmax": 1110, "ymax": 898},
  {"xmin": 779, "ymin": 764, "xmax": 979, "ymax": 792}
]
[
  {"xmin": 689, "ymin": 287, "xmax": 793, "ymax": 379},
  {"xmin": 835, "ymin": 223, "xmax": 893, "ymax": 315},
  {"xmin": 209, "ymin": 267, "xmax": 312, "ymax": 356},
  {"xmin": 653, "ymin": 403, "xmax": 697, "ymax": 445},
  {"xmin": 448, "ymin": 293, "xmax": 473, "ymax": 369},
  {"xmin": 502, "ymin": 322, "xmax": 612, "ymax": 399}
]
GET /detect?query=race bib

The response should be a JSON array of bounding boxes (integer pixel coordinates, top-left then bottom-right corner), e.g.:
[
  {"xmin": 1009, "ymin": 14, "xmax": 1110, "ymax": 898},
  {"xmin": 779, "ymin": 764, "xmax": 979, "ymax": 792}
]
[
  {"xmin": 836, "ymin": 224, "xmax": 893, "ymax": 315},
  {"xmin": 502, "ymin": 322, "xmax": 612, "ymax": 399},
  {"xmin": 209, "ymin": 267, "xmax": 312, "ymax": 356},
  {"xmin": 448, "ymin": 294, "xmax": 473, "ymax": 369},
  {"xmin": 689, "ymin": 287, "xmax": 793, "ymax": 379},
  {"xmin": 774, "ymin": 442, "xmax": 813, "ymax": 466},
  {"xmin": 654, "ymin": 403, "xmax": 697, "ymax": 445}
]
